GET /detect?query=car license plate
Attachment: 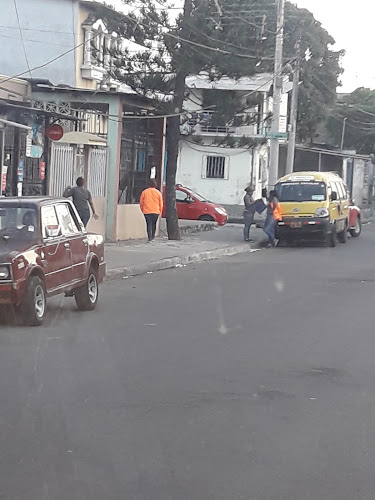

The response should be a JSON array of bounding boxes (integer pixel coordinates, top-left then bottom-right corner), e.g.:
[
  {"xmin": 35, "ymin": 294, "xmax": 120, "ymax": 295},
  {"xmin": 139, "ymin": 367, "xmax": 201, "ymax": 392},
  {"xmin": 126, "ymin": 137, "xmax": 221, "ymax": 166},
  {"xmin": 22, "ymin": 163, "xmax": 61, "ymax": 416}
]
[{"xmin": 291, "ymin": 221, "xmax": 302, "ymax": 228}]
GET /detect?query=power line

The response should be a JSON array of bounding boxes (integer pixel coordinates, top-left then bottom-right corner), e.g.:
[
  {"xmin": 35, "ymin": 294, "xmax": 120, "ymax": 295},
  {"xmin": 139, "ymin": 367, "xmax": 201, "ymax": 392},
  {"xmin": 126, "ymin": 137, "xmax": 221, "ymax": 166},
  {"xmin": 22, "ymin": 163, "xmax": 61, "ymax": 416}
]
[
  {"xmin": 0, "ymin": 33, "xmax": 72, "ymax": 47},
  {"xmin": 313, "ymin": 72, "xmax": 375, "ymax": 119},
  {"xmin": 120, "ymin": 8, "xmax": 284, "ymax": 62},
  {"xmin": 0, "ymin": 25, "xmax": 76, "ymax": 34},
  {"xmin": 13, "ymin": 0, "xmax": 32, "ymax": 79}
]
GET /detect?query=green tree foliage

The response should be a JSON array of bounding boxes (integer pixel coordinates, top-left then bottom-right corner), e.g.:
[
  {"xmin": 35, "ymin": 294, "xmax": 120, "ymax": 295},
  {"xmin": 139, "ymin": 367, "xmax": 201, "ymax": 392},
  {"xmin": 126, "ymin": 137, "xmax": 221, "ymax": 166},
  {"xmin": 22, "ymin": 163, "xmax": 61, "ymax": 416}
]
[{"xmin": 327, "ymin": 88, "xmax": 375, "ymax": 154}]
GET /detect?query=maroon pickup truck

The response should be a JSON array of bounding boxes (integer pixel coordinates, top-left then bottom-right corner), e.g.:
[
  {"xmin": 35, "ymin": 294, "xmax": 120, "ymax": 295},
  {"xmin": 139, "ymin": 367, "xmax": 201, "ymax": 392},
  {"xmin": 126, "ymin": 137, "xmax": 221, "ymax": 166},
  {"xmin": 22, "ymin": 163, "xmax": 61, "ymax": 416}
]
[{"xmin": 0, "ymin": 197, "xmax": 106, "ymax": 326}]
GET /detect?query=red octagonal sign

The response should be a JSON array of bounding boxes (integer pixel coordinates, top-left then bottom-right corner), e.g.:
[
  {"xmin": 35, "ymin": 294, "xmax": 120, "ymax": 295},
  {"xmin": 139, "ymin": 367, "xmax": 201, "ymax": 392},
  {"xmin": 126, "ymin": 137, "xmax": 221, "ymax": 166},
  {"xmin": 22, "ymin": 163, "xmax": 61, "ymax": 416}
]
[{"xmin": 46, "ymin": 124, "xmax": 64, "ymax": 141}]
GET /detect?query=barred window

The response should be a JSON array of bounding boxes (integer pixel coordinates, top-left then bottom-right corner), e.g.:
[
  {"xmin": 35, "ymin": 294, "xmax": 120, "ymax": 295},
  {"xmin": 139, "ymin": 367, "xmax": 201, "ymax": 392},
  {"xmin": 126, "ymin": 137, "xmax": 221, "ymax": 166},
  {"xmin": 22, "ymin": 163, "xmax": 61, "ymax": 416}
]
[{"xmin": 206, "ymin": 156, "xmax": 226, "ymax": 179}]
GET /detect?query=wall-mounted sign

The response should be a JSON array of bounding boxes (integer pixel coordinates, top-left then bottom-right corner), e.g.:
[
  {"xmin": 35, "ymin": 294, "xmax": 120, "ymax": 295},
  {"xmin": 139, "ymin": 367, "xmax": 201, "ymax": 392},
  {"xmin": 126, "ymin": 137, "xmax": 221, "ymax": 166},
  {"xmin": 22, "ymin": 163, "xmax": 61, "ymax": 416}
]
[
  {"xmin": 39, "ymin": 161, "xmax": 46, "ymax": 180},
  {"xmin": 26, "ymin": 130, "xmax": 32, "ymax": 157},
  {"xmin": 18, "ymin": 160, "xmax": 24, "ymax": 182},
  {"xmin": 29, "ymin": 145, "xmax": 43, "ymax": 158},
  {"xmin": 1, "ymin": 166, "xmax": 7, "ymax": 193},
  {"xmin": 46, "ymin": 124, "xmax": 64, "ymax": 141}
]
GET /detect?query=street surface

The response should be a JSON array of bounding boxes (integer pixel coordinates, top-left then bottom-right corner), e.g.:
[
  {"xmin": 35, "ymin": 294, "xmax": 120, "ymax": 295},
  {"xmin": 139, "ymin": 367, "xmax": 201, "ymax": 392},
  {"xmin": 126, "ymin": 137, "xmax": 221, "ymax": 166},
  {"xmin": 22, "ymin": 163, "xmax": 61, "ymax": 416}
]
[{"xmin": 1, "ymin": 224, "xmax": 375, "ymax": 499}]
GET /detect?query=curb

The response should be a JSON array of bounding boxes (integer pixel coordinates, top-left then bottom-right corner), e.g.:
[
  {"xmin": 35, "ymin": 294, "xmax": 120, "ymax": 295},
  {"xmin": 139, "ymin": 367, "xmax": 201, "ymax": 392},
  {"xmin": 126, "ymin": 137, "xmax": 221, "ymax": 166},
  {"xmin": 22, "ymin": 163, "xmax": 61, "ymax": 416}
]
[
  {"xmin": 104, "ymin": 244, "xmax": 258, "ymax": 282},
  {"xmin": 177, "ymin": 221, "xmax": 218, "ymax": 235}
]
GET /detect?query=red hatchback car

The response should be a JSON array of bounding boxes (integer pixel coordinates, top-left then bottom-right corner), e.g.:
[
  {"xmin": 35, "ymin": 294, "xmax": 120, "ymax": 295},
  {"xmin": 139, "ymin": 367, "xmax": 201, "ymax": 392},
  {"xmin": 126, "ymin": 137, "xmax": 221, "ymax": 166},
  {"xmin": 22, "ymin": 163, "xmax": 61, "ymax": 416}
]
[
  {"xmin": 0, "ymin": 197, "xmax": 106, "ymax": 326},
  {"xmin": 163, "ymin": 185, "xmax": 228, "ymax": 226}
]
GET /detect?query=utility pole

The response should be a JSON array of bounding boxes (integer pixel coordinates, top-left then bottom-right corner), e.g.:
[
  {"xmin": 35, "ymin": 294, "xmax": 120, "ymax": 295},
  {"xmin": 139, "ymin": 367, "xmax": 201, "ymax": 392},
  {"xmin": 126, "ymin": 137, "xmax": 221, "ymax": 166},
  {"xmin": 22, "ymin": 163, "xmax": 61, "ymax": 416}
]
[
  {"xmin": 340, "ymin": 117, "xmax": 347, "ymax": 150},
  {"xmin": 268, "ymin": 0, "xmax": 285, "ymax": 190},
  {"xmin": 286, "ymin": 37, "xmax": 301, "ymax": 174}
]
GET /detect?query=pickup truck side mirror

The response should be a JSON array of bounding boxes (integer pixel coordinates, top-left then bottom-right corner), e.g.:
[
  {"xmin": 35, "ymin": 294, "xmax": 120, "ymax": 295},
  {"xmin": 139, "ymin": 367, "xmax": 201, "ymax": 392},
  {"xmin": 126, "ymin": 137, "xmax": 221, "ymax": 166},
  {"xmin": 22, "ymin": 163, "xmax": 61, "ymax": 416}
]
[{"xmin": 331, "ymin": 192, "xmax": 338, "ymax": 202}]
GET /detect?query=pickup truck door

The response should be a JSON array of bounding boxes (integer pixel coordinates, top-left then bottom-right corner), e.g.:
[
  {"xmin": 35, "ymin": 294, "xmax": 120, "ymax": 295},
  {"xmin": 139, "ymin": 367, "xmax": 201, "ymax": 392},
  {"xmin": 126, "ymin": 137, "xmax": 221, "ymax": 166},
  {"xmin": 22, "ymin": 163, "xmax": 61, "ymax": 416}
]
[
  {"xmin": 54, "ymin": 202, "xmax": 89, "ymax": 284},
  {"xmin": 40, "ymin": 205, "xmax": 73, "ymax": 294}
]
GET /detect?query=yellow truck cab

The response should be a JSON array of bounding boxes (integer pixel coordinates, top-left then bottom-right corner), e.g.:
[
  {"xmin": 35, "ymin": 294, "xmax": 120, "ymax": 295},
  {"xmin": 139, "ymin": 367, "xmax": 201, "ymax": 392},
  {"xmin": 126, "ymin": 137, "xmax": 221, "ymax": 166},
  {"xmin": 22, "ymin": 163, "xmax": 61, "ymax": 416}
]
[{"xmin": 275, "ymin": 171, "xmax": 350, "ymax": 247}]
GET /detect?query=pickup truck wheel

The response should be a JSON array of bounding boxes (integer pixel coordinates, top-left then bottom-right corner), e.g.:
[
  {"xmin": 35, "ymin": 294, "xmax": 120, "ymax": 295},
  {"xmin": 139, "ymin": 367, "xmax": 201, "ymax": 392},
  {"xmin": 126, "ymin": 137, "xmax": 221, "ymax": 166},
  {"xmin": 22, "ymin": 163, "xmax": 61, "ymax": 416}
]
[
  {"xmin": 20, "ymin": 276, "xmax": 46, "ymax": 326},
  {"xmin": 350, "ymin": 217, "xmax": 361, "ymax": 237},
  {"xmin": 75, "ymin": 267, "xmax": 98, "ymax": 311}
]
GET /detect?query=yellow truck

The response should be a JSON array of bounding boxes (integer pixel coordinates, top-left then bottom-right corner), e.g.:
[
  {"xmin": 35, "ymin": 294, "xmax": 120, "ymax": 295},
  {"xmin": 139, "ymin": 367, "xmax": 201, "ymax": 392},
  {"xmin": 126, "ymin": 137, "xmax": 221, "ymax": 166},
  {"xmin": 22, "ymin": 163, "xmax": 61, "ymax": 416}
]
[{"xmin": 275, "ymin": 171, "xmax": 350, "ymax": 247}]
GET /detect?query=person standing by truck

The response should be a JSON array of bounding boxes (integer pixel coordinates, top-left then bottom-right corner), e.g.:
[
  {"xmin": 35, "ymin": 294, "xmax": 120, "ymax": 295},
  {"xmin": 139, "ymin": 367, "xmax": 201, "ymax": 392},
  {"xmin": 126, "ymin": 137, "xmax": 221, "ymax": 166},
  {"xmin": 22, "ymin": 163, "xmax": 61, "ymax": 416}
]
[
  {"xmin": 263, "ymin": 190, "xmax": 282, "ymax": 247},
  {"xmin": 243, "ymin": 186, "xmax": 257, "ymax": 242}
]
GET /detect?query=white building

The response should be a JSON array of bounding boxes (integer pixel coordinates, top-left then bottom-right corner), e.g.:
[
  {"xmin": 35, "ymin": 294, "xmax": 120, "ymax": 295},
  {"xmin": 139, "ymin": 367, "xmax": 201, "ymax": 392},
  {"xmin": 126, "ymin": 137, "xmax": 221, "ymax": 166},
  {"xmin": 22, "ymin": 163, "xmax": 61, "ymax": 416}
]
[{"xmin": 177, "ymin": 73, "xmax": 292, "ymax": 215}]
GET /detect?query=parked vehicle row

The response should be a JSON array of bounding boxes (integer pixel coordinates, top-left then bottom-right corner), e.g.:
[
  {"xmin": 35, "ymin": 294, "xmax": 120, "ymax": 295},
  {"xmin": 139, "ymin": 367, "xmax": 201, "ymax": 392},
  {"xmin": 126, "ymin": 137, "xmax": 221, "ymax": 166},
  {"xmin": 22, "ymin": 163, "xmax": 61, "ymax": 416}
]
[{"xmin": 0, "ymin": 197, "xmax": 105, "ymax": 326}]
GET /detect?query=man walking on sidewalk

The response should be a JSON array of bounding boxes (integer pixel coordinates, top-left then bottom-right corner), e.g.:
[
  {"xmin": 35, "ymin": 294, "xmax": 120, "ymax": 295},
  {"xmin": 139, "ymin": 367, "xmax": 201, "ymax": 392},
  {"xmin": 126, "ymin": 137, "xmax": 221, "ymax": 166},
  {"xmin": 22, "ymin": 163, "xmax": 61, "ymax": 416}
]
[
  {"xmin": 64, "ymin": 177, "xmax": 98, "ymax": 228},
  {"xmin": 140, "ymin": 179, "xmax": 163, "ymax": 241}
]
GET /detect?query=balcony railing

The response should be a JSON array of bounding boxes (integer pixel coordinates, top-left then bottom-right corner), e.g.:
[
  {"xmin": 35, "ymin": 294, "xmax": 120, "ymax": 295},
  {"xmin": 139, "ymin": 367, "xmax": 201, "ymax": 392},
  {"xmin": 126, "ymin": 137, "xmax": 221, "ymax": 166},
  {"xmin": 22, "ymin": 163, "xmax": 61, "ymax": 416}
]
[{"xmin": 186, "ymin": 110, "xmax": 261, "ymax": 137}]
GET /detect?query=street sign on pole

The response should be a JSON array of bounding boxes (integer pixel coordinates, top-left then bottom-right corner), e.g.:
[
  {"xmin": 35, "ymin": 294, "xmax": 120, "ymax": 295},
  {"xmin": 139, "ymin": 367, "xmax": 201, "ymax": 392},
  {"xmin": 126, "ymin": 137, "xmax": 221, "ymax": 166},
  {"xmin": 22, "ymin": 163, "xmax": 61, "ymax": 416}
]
[{"xmin": 266, "ymin": 131, "xmax": 288, "ymax": 140}]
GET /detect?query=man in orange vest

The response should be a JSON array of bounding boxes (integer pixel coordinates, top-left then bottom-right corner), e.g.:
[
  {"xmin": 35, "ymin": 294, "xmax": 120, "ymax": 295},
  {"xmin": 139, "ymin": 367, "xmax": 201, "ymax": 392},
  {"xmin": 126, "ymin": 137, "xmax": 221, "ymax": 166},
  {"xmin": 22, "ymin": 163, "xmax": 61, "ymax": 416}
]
[
  {"xmin": 140, "ymin": 179, "xmax": 163, "ymax": 241},
  {"xmin": 263, "ymin": 190, "xmax": 282, "ymax": 247}
]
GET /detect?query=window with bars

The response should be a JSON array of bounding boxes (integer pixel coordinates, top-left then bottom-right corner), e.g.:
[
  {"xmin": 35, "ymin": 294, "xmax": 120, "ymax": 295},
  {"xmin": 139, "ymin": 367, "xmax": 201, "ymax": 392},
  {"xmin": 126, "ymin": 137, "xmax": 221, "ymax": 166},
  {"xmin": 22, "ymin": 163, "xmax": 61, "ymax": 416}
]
[{"xmin": 205, "ymin": 155, "xmax": 227, "ymax": 179}]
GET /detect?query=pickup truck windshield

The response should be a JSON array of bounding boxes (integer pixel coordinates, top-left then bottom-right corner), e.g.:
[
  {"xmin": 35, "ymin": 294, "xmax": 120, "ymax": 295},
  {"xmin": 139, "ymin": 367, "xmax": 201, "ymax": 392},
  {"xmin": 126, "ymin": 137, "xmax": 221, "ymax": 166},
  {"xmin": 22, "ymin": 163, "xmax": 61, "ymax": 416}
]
[
  {"xmin": 276, "ymin": 181, "xmax": 327, "ymax": 202},
  {"xmin": 0, "ymin": 206, "xmax": 38, "ymax": 242}
]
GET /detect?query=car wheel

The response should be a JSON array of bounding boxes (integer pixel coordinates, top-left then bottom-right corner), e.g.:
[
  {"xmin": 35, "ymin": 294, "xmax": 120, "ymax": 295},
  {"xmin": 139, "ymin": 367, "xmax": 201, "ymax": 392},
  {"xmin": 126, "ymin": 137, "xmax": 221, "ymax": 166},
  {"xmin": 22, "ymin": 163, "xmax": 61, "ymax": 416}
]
[
  {"xmin": 75, "ymin": 267, "xmax": 99, "ymax": 311},
  {"xmin": 198, "ymin": 215, "xmax": 215, "ymax": 222},
  {"xmin": 20, "ymin": 276, "xmax": 47, "ymax": 326},
  {"xmin": 350, "ymin": 217, "xmax": 361, "ymax": 237},
  {"xmin": 338, "ymin": 222, "xmax": 348, "ymax": 243}
]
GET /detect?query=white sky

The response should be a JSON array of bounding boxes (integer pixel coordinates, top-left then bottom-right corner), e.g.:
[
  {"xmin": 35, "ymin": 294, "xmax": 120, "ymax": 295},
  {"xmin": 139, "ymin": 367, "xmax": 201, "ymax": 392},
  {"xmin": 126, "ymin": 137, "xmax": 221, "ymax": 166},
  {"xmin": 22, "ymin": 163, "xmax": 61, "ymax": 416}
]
[
  {"xmin": 294, "ymin": 0, "xmax": 374, "ymax": 92},
  {"xmin": 109, "ymin": 0, "xmax": 373, "ymax": 92}
]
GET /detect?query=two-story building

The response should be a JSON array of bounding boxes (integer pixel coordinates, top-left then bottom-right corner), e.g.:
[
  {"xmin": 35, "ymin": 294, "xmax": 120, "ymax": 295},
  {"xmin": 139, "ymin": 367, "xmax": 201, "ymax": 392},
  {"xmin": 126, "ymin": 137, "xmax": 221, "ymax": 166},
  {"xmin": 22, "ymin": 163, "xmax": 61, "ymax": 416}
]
[
  {"xmin": 0, "ymin": 0, "xmax": 165, "ymax": 241},
  {"xmin": 177, "ymin": 73, "xmax": 292, "ymax": 217}
]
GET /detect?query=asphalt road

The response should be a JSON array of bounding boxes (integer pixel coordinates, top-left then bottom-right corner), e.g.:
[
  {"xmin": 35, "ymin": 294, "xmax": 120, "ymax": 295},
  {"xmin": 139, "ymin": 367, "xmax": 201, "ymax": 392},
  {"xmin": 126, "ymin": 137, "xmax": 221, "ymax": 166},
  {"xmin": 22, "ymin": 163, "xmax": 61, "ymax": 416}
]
[{"xmin": 1, "ymin": 224, "xmax": 375, "ymax": 499}]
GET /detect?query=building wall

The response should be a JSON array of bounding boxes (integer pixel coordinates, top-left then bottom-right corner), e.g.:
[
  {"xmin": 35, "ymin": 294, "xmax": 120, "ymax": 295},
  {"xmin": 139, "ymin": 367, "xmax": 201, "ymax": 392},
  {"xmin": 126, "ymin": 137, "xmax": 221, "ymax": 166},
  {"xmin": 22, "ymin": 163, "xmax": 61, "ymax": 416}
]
[
  {"xmin": 177, "ymin": 141, "xmax": 256, "ymax": 206},
  {"xmin": 1, "ymin": 0, "xmax": 78, "ymax": 87},
  {"xmin": 116, "ymin": 204, "xmax": 147, "ymax": 240},
  {"xmin": 86, "ymin": 197, "xmax": 106, "ymax": 235}
]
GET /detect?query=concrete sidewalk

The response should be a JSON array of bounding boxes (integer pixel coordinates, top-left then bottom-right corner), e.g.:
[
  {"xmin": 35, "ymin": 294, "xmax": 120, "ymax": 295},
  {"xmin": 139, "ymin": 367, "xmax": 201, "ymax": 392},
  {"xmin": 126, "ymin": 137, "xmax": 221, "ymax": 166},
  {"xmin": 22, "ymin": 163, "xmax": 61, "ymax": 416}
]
[{"xmin": 105, "ymin": 224, "xmax": 263, "ymax": 281}]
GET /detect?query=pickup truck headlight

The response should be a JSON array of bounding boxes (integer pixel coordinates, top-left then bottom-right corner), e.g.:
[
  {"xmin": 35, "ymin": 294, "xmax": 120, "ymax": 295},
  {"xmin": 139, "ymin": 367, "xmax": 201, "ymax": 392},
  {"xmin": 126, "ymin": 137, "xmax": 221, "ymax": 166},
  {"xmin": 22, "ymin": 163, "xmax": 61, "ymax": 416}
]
[
  {"xmin": 315, "ymin": 207, "xmax": 329, "ymax": 218},
  {"xmin": 0, "ymin": 265, "xmax": 10, "ymax": 280}
]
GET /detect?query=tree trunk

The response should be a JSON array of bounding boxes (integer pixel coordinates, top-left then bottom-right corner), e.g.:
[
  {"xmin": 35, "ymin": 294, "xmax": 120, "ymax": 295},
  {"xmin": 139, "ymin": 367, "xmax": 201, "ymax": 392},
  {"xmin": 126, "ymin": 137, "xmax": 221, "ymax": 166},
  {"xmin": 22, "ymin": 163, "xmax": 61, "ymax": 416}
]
[
  {"xmin": 165, "ymin": 0, "xmax": 193, "ymax": 240},
  {"xmin": 165, "ymin": 116, "xmax": 181, "ymax": 240}
]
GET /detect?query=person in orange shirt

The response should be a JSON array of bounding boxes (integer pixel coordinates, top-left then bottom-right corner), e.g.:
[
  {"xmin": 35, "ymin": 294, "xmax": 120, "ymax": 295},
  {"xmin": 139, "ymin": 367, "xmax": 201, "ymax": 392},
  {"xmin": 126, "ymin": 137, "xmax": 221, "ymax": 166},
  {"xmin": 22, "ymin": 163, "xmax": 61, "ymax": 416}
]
[
  {"xmin": 263, "ymin": 190, "xmax": 282, "ymax": 248},
  {"xmin": 140, "ymin": 179, "xmax": 163, "ymax": 241}
]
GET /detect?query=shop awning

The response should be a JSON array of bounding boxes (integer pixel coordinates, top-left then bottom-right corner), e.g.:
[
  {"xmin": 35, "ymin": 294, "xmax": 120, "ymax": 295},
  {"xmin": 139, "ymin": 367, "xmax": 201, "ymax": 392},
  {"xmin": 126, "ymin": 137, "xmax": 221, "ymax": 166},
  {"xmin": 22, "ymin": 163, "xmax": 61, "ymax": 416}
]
[{"xmin": 56, "ymin": 131, "xmax": 107, "ymax": 146}]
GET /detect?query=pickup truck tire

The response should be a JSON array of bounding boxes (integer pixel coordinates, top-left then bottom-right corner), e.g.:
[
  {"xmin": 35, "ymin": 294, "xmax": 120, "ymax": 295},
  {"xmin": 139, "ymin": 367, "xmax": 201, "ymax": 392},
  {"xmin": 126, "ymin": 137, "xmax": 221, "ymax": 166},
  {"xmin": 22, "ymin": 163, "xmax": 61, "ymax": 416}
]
[
  {"xmin": 350, "ymin": 217, "xmax": 361, "ymax": 237},
  {"xmin": 75, "ymin": 267, "xmax": 98, "ymax": 311},
  {"xmin": 20, "ymin": 276, "xmax": 47, "ymax": 326}
]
